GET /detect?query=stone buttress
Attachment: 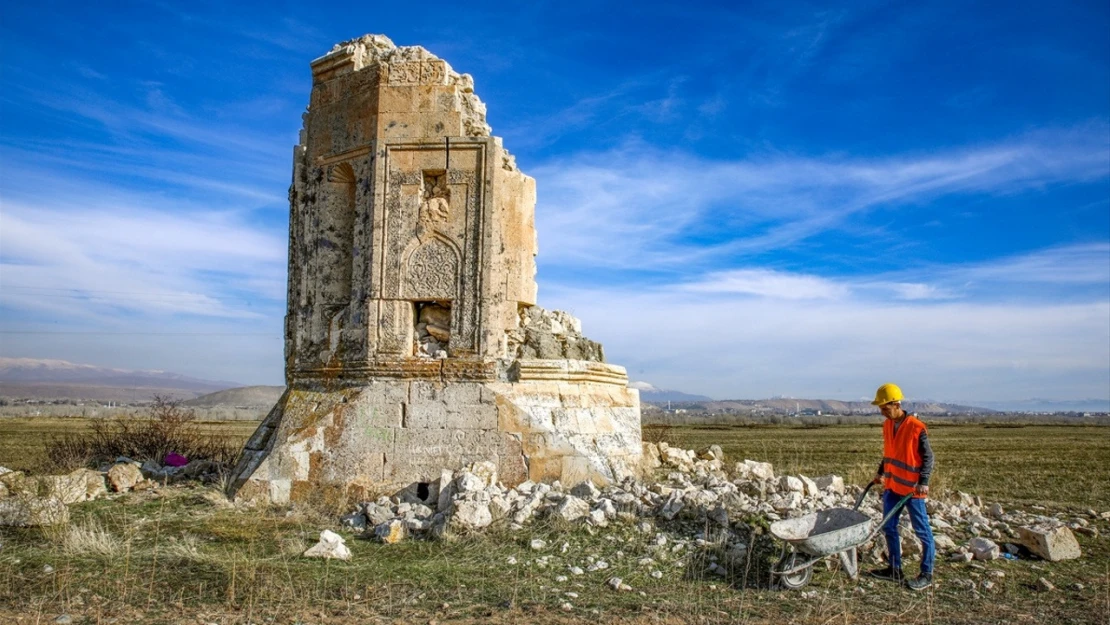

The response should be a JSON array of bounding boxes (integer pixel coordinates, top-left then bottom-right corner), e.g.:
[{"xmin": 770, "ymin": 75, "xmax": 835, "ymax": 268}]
[{"xmin": 228, "ymin": 35, "xmax": 642, "ymax": 504}]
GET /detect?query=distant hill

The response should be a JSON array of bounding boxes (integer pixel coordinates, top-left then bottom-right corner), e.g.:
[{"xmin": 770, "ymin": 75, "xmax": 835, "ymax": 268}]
[
  {"xmin": 629, "ymin": 381, "xmax": 713, "ymax": 403},
  {"xmin": 184, "ymin": 385, "xmax": 284, "ymax": 408},
  {"xmin": 0, "ymin": 357, "xmax": 239, "ymax": 402},
  {"xmin": 976, "ymin": 398, "xmax": 1110, "ymax": 413},
  {"xmin": 656, "ymin": 398, "xmax": 994, "ymax": 416}
]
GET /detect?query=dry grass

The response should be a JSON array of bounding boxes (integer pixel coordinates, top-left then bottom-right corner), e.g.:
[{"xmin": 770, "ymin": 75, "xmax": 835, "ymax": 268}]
[
  {"xmin": 0, "ymin": 420, "xmax": 1107, "ymax": 624},
  {"xmin": 56, "ymin": 518, "xmax": 123, "ymax": 557}
]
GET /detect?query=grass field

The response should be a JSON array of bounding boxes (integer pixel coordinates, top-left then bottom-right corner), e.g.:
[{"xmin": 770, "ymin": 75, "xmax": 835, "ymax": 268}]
[{"xmin": 1, "ymin": 418, "xmax": 1107, "ymax": 624}]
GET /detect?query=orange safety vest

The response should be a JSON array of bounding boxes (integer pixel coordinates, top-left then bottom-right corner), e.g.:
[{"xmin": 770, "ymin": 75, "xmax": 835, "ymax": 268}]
[{"xmin": 882, "ymin": 414, "xmax": 927, "ymax": 498}]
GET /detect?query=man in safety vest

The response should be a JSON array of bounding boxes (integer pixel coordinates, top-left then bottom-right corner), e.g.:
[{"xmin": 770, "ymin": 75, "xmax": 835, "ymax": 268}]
[{"xmin": 868, "ymin": 383, "xmax": 936, "ymax": 590}]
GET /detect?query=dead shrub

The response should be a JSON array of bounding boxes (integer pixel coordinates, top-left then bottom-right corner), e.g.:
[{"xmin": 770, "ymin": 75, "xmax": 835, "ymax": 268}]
[
  {"xmin": 43, "ymin": 395, "xmax": 238, "ymax": 472},
  {"xmin": 642, "ymin": 423, "xmax": 674, "ymax": 446}
]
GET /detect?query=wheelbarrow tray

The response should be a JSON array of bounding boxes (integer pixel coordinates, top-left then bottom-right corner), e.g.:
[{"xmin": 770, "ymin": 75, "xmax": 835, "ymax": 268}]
[{"xmin": 769, "ymin": 508, "xmax": 872, "ymax": 557}]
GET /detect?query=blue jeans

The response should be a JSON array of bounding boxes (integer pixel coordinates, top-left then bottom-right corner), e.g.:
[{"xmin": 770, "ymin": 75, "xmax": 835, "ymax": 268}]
[{"xmin": 882, "ymin": 489, "xmax": 935, "ymax": 575}]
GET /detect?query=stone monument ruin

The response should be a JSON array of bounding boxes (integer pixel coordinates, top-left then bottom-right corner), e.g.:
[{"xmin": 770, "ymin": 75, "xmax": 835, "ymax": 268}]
[{"xmin": 228, "ymin": 35, "xmax": 642, "ymax": 504}]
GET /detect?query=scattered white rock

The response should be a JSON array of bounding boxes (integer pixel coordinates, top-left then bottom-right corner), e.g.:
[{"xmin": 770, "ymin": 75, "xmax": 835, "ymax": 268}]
[
  {"xmin": 304, "ymin": 530, "xmax": 351, "ymax": 560},
  {"xmin": 553, "ymin": 496, "xmax": 589, "ymax": 522},
  {"xmin": 606, "ymin": 576, "xmax": 632, "ymax": 591},
  {"xmin": 969, "ymin": 537, "xmax": 1000, "ymax": 561}
]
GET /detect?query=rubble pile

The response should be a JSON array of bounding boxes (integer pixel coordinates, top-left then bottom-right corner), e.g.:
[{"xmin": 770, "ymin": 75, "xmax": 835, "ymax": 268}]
[
  {"xmin": 339, "ymin": 441, "xmax": 1098, "ymax": 578},
  {"xmin": 0, "ymin": 457, "xmax": 225, "ymax": 526}
]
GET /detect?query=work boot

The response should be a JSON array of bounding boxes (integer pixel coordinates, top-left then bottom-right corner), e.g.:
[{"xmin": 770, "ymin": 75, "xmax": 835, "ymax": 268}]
[
  {"xmin": 907, "ymin": 573, "xmax": 934, "ymax": 590},
  {"xmin": 868, "ymin": 565, "xmax": 904, "ymax": 582}
]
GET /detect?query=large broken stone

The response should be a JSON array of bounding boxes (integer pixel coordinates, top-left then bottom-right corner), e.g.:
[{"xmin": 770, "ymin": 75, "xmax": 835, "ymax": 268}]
[
  {"xmin": 107, "ymin": 463, "xmax": 143, "ymax": 492},
  {"xmin": 814, "ymin": 475, "xmax": 844, "ymax": 495},
  {"xmin": 374, "ymin": 520, "xmax": 407, "ymax": 544},
  {"xmin": 1019, "ymin": 524, "xmax": 1081, "ymax": 562},
  {"xmin": 449, "ymin": 500, "xmax": 493, "ymax": 531},
  {"xmin": 0, "ymin": 496, "xmax": 69, "ymax": 526},
  {"xmin": 304, "ymin": 530, "xmax": 352, "ymax": 560},
  {"xmin": 737, "ymin": 460, "xmax": 775, "ymax": 481},
  {"xmin": 553, "ymin": 496, "xmax": 590, "ymax": 522},
  {"xmin": 968, "ymin": 537, "xmax": 1000, "ymax": 561}
]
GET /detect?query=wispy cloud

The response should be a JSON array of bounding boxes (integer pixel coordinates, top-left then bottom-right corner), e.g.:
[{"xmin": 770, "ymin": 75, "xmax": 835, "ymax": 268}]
[
  {"xmin": 675, "ymin": 243, "xmax": 1109, "ymax": 305},
  {"xmin": 0, "ymin": 194, "xmax": 286, "ymax": 320},
  {"xmin": 533, "ymin": 124, "xmax": 1110, "ymax": 274},
  {"xmin": 684, "ymin": 269, "xmax": 849, "ymax": 300}
]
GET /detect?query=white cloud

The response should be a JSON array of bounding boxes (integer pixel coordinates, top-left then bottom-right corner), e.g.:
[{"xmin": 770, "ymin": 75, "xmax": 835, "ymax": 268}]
[
  {"xmin": 533, "ymin": 124, "xmax": 1110, "ymax": 273},
  {"xmin": 684, "ymin": 269, "xmax": 848, "ymax": 300}
]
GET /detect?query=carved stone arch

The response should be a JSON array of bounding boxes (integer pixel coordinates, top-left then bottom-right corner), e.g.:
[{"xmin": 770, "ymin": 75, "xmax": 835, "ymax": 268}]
[
  {"xmin": 402, "ymin": 234, "xmax": 461, "ymax": 300},
  {"xmin": 328, "ymin": 162, "xmax": 356, "ymax": 183}
]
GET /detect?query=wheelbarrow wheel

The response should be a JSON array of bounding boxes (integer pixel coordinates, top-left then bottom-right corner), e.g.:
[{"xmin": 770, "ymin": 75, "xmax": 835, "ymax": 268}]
[{"xmin": 776, "ymin": 553, "xmax": 813, "ymax": 590}]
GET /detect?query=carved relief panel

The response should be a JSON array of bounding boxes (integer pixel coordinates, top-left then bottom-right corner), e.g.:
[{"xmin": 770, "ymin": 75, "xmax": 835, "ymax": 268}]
[{"xmin": 377, "ymin": 140, "xmax": 486, "ymax": 356}]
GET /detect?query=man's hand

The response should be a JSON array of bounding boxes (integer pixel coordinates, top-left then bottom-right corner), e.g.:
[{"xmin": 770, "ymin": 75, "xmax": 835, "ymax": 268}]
[
  {"xmin": 915, "ymin": 484, "xmax": 929, "ymax": 496},
  {"xmin": 871, "ymin": 475, "xmax": 883, "ymax": 486}
]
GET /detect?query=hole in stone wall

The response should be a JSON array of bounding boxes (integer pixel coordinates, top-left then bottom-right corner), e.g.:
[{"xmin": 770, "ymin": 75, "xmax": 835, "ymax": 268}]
[
  {"xmin": 416, "ymin": 482, "xmax": 430, "ymax": 501},
  {"xmin": 414, "ymin": 301, "xmax": 451, "ymax": 358}
]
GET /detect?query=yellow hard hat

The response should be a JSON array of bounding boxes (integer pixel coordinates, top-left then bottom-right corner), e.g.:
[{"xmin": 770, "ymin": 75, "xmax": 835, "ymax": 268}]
[{"xmin": 872, "ymin": 383, "xmax": 904, "ymax": 406}]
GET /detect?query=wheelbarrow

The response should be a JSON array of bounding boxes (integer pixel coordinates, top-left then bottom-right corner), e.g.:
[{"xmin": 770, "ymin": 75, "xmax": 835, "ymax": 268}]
[{"xmin": 769, "ymin": 483, "xmax": 913, "ymax": 589}]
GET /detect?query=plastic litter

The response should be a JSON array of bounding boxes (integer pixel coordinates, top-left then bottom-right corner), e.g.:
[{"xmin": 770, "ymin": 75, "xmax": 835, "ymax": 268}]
[{"xmin": 164, "ymin": 452, "xmax": 189, "ymax": 467}]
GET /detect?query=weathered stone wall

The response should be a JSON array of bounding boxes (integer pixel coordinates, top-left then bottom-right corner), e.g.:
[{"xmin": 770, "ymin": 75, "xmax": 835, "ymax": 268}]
[
  {"xmin": 232, "ymin": 369, "xmax": 640, "ymax": 504},
  {"xmin": 230, "ymin": 34, "xmax": 641, "ymax": 503}
]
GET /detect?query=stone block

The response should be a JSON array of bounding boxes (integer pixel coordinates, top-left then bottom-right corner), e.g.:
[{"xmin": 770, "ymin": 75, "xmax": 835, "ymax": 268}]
[
  {"xmin": 410, "ymin": 381, "xmax": 444, "ymax": 403},
  {"xmin": 447, "ymin": 404, "xmax": 497, "ymax": 430},
  {"xmin": 406, "ymin": 401, "xmax": 447, "ymax": 429},
  {"xmin": 443, "ymin": 384, "xmax": 482, "ymax": 405},
  {"xmin": 0, "ymin": 496, "xmax": 69, "ymax": 527},
  {"xmin": 1019, "ymin": 524, "xmax": 1081, "ymax": 561}
]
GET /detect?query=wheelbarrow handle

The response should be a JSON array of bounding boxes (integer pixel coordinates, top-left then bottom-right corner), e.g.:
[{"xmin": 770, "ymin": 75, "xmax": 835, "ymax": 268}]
[
  {"xmin": 852, "ymin": 481, "xmax": 876, "ymax": 511},
  {"xmin": 865, "ymin": 492, "xmax": 915, "ymax": 542}
]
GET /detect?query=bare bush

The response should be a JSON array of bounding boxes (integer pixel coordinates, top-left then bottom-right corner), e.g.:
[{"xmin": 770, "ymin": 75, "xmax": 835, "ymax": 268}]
[{"xmin": 43, "ymin": 395, "xmax": 238, "ymax": 472}]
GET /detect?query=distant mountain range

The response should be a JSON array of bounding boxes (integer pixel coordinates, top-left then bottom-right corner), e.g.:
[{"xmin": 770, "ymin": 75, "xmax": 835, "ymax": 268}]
[
  {"xmin": 0, "ymin": 357, "xmax": 239, "ymax": 402},
  {"xmin": 628, "ymin": 381, "xmax": 713, "ymax": 403}
]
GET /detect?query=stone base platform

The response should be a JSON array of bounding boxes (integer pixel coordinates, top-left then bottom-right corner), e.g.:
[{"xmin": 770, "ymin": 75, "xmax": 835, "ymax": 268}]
[{"xmin": 228, "ymin": 360, "xmax": 642, "ymax": 504}]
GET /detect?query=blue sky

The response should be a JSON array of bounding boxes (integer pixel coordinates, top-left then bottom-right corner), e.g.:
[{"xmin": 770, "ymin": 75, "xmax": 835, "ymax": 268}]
[{"xmin": 1, "ymin": 1, "xmax": 1108, "ymax": 404}]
